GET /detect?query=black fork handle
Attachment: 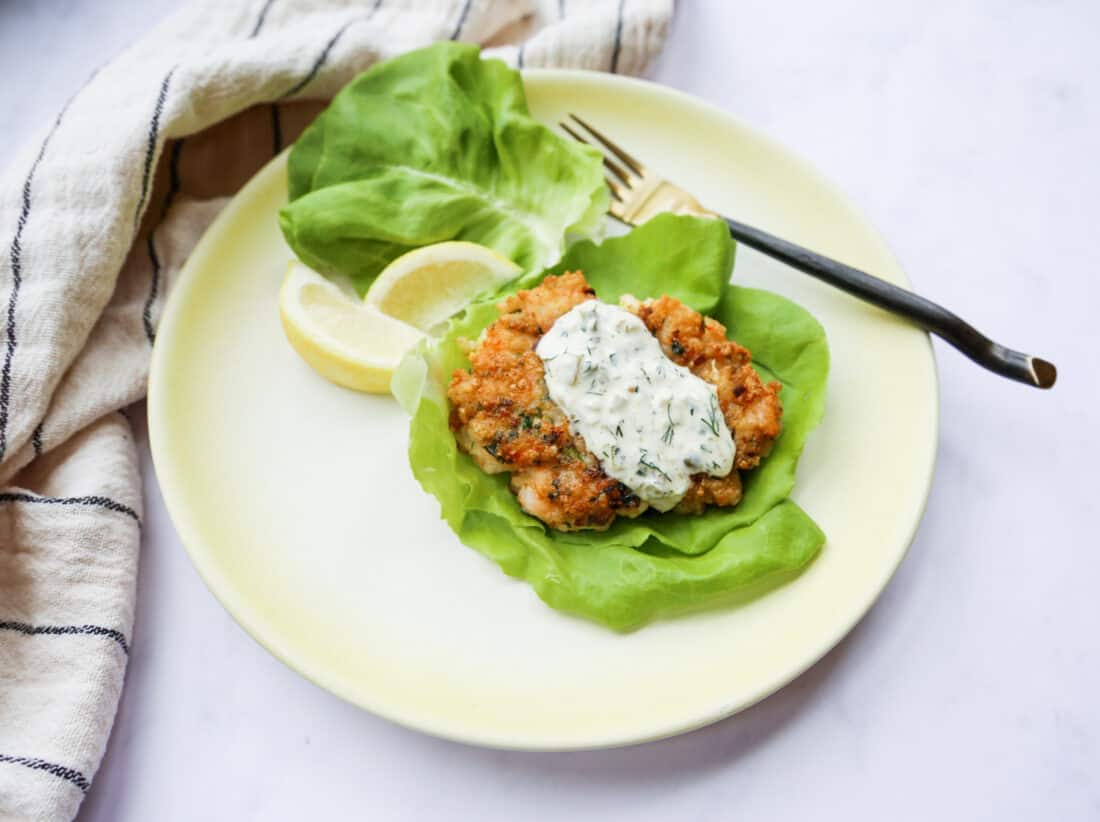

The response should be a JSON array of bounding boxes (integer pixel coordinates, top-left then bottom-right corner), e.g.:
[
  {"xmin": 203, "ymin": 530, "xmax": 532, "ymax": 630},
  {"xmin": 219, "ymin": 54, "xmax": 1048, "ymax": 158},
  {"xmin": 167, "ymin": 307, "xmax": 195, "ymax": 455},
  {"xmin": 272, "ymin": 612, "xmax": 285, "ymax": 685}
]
[{"xmin": 723, "ymin": 216, "xmax": 1056, "ymax": 389}]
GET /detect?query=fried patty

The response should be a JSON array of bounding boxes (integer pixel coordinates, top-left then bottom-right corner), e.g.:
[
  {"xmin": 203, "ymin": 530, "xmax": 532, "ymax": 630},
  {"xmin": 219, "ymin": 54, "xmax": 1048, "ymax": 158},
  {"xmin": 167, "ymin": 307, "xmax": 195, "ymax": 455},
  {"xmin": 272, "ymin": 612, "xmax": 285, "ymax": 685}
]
[{"xmin": 447, "ymin": 272, "xmax": 782, "ymax": 531}]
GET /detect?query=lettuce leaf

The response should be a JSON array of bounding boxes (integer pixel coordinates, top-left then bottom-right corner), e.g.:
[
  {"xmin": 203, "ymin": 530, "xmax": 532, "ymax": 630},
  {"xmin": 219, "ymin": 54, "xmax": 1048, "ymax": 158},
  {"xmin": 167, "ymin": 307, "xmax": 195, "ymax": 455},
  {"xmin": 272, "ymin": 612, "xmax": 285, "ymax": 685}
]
[
  {"xmin": 279, "ymin": 42, "xmax": 608, "ymax": 295},
  {"xmin": 393, "ymin": 214, "xmax": 830, "ymax": 631}
]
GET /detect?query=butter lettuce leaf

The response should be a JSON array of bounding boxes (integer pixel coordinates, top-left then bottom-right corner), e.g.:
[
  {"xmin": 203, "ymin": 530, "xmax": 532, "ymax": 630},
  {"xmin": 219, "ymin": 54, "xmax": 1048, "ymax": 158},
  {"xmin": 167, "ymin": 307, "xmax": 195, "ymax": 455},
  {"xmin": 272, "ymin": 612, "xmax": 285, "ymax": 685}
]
[
  {"xmin": 394, "ymin": 214, "xmax": 830, "ymax": 631},
  {"xmin": 279, "ymin": 42, "xmax": 608, "ymax": 295}
]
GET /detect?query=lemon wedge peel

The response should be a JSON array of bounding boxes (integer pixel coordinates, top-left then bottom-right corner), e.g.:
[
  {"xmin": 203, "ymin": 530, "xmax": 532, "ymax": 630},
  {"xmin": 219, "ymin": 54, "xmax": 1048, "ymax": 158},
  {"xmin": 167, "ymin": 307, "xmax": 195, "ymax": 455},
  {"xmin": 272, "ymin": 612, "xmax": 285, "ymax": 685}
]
[
  {"xmin": 279, "ymin": 261, "xmax": 424, "ymax": 394},
  {"xmin": 365, "ymin": 241, "xmax": 522, "ymax": 332}
]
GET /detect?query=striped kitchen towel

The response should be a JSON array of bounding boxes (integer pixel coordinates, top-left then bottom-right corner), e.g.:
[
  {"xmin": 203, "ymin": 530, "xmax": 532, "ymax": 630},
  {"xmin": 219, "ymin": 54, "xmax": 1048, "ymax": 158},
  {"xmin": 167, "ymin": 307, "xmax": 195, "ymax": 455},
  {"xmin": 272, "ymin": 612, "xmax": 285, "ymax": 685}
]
[{"xmin": 0, "ymin": 0, "xmax": 673, "ymax": 818}]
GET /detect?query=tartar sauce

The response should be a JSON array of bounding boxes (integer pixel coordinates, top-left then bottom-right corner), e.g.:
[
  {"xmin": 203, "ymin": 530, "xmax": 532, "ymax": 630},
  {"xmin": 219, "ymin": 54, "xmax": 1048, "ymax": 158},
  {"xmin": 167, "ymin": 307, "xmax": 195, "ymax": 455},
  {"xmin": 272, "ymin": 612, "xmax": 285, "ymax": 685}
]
[{"xmin": 535, "ymin": 299, "xmax": 735, "ymax": 511}]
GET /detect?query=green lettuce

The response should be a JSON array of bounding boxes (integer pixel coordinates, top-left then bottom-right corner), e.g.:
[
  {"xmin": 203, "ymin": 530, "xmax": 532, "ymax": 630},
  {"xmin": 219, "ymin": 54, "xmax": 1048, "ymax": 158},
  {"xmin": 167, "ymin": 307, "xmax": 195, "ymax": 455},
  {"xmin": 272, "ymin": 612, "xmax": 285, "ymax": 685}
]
[
  {"xmin": 393, "ymin": 215, "xmax": 830, "ymax": 631},
  {"xmin": 279, "ymin": 42, "xmax": 608, "ymax": 295}
]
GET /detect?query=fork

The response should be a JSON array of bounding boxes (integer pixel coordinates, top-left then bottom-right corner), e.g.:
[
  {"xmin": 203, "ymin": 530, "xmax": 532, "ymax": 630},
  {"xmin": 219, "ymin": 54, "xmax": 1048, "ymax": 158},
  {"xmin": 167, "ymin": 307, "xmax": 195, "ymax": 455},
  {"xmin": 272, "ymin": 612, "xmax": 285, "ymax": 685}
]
[{"xmin": 560, "ymin": 114, "xmax": 1057, "ymax": 390}]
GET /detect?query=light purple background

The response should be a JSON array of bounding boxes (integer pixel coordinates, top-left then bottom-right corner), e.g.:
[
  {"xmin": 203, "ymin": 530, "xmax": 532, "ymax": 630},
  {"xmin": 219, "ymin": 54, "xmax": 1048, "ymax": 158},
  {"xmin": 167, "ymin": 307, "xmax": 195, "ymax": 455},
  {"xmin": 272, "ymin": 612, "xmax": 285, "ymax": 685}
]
[{"xmin": 1, "ymin": 1, "xmax": 1097, "ymax": 820}]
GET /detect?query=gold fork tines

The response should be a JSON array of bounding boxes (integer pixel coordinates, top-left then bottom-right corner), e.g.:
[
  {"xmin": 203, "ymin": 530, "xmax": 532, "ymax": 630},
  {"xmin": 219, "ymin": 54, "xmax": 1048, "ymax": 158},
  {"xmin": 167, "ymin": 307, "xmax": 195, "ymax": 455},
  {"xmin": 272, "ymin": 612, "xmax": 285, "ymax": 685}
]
[{"xmin": 562, "ymin": 113, "xmax": 716, "ymax": 224}]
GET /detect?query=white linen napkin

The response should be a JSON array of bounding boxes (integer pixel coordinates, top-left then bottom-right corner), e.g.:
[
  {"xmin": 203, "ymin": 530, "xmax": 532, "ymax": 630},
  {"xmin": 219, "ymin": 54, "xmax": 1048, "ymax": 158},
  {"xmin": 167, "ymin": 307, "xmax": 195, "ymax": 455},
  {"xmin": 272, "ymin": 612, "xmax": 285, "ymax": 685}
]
[{"xmin": 0, "ymin": 0, "xmax": 673, "ymax": 818}]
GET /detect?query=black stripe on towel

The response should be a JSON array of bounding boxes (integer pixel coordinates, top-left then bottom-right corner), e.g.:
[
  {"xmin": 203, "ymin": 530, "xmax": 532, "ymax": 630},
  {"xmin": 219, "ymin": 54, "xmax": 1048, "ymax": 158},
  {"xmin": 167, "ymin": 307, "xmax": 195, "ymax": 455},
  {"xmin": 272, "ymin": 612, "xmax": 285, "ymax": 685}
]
[
  {"xmin": 610, "ymin": 0, "xmax": 626, "ymax": 73},
  {"xmin": 277, "ymin": 2, "xmax": 383, "ymax": 101},
  {"xmin": 250, "ymin": 0, "xmax": 278, "ymax": 37},
  {"xmin": 0, "ymin": 621, "xmax": 130, "ymax": 655},
  {"xmin": 0, "ymin": 100, "xmax": 75, "ymax": 463},
  {"xmin": 0, "ymin": 492, "xmax": 140, "ymax": 524},
  {"xmin": 31, "ymin": 421, "xmax": 43, "ymax": 457},
  {"xmin": 278, "ymin": 19, "xmax": 356, "ymax": 99},
  {"xmin": 0, "ymin": 754, "xmax": 90, "ymax": 793},
  {"xmin": 143, "ymin": 139, "xmax": 185, "ymax": 344},
  {"xmin": 450, "ymin": 0, "xmax": 474, "ymax": 40},
  {"xmin": 142, "ymin": 237, "xmax": 162, "ymax": 344},
  {"xmin": 133, "ymin": 68, "xmax": 177, "ymax": 234}
]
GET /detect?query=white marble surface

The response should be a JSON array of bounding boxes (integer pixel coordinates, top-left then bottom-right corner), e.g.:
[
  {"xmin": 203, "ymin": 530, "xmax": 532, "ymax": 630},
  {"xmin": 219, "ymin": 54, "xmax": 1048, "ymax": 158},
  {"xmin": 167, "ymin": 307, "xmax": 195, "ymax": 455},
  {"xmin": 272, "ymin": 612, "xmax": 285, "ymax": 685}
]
[{"xmin": 2, "ymin": 1, "xmax": 1099, "ymax": 819}]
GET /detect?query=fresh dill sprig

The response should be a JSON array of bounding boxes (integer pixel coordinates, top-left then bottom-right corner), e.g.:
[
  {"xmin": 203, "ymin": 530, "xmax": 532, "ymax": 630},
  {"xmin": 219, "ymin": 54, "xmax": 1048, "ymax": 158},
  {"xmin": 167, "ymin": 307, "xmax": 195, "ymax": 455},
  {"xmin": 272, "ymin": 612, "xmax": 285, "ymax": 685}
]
[
  {"xmin": 661, "ymin": 403, "xmax": 676, "ymax": 444},
  {"xmin": 702, "ymin": 393, "xmax": 721, "ymax": 436},
  {"xmin": 638, "ymin": 452, "xmax": 671, "ymax": 481}
]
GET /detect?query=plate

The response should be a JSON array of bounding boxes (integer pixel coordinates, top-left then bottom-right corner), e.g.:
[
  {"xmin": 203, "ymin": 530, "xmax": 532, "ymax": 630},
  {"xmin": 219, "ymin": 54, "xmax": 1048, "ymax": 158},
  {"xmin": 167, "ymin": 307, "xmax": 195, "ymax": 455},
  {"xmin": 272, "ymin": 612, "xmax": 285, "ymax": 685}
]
[{"xmin": 148, "ymin": 70, "xmax": 937, "ymax": 749}]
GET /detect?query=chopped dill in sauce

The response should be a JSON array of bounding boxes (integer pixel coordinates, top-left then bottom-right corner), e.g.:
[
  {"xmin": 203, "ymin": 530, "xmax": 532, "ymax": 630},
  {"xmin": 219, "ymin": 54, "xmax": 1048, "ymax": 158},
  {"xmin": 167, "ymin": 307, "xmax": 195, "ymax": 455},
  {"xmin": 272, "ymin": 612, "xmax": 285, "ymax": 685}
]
[{"xmin": 536, "ymin": 299, "xmax": 735, "ymax": 511}]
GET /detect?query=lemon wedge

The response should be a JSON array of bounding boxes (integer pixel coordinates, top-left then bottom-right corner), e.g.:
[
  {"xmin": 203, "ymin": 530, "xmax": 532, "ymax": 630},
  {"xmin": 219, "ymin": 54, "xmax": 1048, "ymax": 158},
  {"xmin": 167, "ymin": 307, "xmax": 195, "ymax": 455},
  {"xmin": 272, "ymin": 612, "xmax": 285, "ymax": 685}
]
[
  {"xmin": 279, "ymin": 261, "xmax": 423, "ymax": 393},
  {"xmin": 366, "ymin": 242, "xmax": 522, "ymax": 331}
]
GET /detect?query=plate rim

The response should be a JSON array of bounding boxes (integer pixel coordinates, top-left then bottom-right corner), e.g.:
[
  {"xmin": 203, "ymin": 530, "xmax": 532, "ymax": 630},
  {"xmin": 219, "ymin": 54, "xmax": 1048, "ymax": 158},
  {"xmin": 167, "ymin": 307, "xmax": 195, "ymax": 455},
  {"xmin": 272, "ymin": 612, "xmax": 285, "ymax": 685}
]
[{"xmin": 148, "ymin": 68, "xmax": 939, "ymax": 750}]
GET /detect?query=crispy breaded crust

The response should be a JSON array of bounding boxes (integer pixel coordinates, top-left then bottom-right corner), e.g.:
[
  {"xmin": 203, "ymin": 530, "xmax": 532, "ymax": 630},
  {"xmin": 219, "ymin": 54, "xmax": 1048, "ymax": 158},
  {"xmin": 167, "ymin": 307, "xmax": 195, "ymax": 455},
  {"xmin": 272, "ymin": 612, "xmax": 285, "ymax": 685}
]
[{"xmin": 448, "ymin": 272, "xmax": 782, "ymax": 531}]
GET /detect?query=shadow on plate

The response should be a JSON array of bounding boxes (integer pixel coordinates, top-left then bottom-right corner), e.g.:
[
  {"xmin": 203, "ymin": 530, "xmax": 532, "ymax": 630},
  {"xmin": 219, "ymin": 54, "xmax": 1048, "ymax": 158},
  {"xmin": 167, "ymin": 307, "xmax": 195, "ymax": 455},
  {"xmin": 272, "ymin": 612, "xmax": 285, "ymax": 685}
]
[{"xmin": 417, "ymin": 609, "xmax": 877, "ymax": 783}]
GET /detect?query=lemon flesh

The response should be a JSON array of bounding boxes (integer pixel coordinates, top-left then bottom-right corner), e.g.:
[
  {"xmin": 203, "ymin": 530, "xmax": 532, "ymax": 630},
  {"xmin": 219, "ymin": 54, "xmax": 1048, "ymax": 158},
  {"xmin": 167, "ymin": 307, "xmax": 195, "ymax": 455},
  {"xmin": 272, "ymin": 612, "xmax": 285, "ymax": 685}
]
[
  {"xmin": 366, "ymin": 241, "xmax": 521, "ymax": 331},
  {"xmin": 279, "ymin": 262, "xmax": 423, "ymax": 393}
]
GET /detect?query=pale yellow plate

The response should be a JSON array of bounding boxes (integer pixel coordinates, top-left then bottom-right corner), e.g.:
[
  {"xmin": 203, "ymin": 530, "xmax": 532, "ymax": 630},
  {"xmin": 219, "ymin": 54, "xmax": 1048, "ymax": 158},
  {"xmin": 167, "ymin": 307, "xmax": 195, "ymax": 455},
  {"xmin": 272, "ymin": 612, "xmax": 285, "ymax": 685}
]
[{"xmin": 148, "ymin": 71, "xmax": 937, "ymax": 750}]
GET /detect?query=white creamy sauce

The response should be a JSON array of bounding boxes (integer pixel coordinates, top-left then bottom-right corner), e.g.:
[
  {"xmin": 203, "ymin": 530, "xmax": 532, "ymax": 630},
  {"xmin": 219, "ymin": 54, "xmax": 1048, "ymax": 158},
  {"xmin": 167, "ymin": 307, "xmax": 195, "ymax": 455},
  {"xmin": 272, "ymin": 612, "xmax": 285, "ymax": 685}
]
[{"xmin": 535, "ymin": 299, "xmax": 735, "ymax": 511}]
